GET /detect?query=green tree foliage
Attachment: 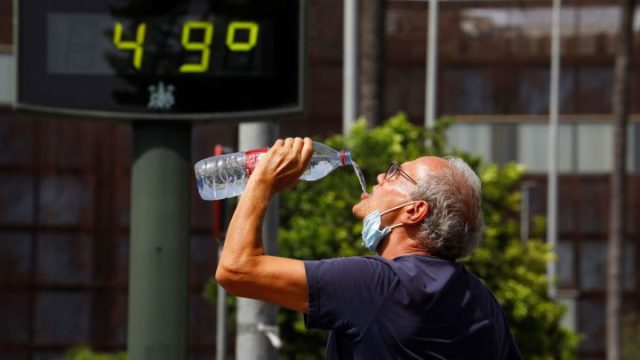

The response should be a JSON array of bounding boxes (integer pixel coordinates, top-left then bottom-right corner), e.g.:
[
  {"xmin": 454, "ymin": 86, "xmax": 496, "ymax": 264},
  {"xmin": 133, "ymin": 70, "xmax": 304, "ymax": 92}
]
[{"xmin": 277, "ymin": 113, "xmax": 577, "ymax": 359}]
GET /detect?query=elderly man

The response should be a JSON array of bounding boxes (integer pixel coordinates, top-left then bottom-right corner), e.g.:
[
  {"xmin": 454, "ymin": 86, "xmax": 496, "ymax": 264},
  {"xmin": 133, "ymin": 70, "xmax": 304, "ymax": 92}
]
[{"xmin": 216, "ymin": 137, "xmax": 522, "ymax": 359}]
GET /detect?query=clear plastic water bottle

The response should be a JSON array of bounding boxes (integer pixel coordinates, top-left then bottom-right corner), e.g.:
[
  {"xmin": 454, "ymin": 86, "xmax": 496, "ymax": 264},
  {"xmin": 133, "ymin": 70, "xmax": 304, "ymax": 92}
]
[{"xmin": 194, "ymin": 141, "xmax": 352, "ymax": 200}]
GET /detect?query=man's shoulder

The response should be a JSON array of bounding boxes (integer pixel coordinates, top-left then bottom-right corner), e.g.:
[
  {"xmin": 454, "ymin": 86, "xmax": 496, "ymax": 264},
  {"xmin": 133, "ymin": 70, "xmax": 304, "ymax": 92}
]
[
  {"xmin": 304, "ymin": 255, "xmax": 394, "ymax": 275},
  {"xmin": 387, "ymin": 255, "xmax": 463, "ymax": 281}
]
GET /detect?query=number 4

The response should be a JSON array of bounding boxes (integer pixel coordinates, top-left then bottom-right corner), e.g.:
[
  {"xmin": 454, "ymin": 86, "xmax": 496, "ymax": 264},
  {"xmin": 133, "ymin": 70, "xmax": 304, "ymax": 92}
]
[{"xmin": 113, "ymin": 22, "xmax": 146, "ymax": 69}]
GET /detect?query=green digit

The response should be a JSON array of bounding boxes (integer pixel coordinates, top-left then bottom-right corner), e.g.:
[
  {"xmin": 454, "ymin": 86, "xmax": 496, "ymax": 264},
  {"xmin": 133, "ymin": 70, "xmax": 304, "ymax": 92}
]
[
  {"xmin": 226, "ymin": 21, "xmax": 259, "ymax": 52},
  {"xmin": 180, "ymin": 21, "xmax": 214, "ymax": 73},
  {"xmin": 113, "ymin": 22, "xmax": 146, "ymax": 70}
]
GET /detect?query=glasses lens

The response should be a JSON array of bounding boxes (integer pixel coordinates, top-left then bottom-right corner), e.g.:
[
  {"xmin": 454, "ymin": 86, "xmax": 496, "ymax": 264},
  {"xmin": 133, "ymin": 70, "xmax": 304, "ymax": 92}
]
[
  {"xmin": 385, "ymin": 162, "xmax": 398, "ymax": 181},
  {"xmin": 385, "ymin": 161, "xmax": 418, "ymax": 185}
]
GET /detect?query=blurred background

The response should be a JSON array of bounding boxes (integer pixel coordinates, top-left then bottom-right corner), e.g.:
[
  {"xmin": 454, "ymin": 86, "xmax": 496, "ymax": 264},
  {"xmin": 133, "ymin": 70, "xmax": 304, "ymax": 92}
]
[{"xmin": 1, "ymin": 0, "xmax": 639, "ymax": 359}]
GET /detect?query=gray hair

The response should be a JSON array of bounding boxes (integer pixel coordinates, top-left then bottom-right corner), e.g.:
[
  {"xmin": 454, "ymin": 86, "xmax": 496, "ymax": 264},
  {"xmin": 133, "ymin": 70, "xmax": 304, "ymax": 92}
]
[{"xmin": 410, "ymin": 156, "xmax": 483, "ymax": 260}]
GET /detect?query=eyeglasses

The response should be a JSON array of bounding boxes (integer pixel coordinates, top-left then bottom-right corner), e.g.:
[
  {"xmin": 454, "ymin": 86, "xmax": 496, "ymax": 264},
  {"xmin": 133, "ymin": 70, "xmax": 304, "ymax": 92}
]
[{"xmin": 384, "ymin": 161, "xmax": 418, "ymax": 185}]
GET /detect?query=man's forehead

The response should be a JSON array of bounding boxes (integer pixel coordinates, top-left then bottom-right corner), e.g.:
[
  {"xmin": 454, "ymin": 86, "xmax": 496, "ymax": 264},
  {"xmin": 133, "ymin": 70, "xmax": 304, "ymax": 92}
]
[{"xmin": 403, "ymin": 156, "xmax": 449, "ymax": 177}]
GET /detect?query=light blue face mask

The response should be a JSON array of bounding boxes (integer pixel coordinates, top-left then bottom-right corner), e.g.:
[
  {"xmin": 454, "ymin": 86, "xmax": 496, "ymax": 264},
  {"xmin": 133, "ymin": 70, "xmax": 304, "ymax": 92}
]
[{"xmin": 361, "ymin": 201, "xmax": 417, "ymax": 253}]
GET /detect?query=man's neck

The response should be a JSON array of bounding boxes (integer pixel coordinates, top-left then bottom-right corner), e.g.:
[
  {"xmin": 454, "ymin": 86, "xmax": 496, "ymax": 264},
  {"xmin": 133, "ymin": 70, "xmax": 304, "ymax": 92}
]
[{"xmin": 379, "ymin": 234, "xmax": 431, "ymax": 260}]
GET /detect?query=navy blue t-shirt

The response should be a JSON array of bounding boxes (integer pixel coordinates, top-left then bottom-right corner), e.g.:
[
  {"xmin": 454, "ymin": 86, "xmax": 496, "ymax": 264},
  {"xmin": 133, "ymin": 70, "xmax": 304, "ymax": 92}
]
[{"xmin": 304, "ymin": 255, "xmax": 522, "ymax": 359}]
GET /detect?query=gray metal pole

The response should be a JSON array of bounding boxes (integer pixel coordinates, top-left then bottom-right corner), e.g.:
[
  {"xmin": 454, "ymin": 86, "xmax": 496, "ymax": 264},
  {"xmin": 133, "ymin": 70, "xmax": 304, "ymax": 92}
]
[
  {"xmin": 547, "ymin": 0, "xmax": 561, "ymax": 299},
  {"xmin": 128, "ymin": 122, "xmax": 191, "ymax": 360},
  {"xmin": 216, "ymin": 148, "xmax": 233, "ymax": 360},
  {"xmin": 343, "ymin": 0, "xmax": 359, "ymax": 136},
  {"xmin": 520, "ymin": 181, "xmax": 535, "ymax": 243},
  {"xmin": 216, "ymin": 240, "xmax": 228, "ymax": 360},
  {"xmin": 236, "ymin": 122, "xmax": 280, "ymax": 360},
  {"xmin": 425, "ymin": 0, "xmax": 438, "ymax": 129}
]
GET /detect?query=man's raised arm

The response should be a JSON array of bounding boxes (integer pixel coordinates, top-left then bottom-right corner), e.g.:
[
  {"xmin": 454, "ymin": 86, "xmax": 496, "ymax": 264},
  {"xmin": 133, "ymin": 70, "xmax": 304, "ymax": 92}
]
[{"xmin": 214, "ymin": 137, "xmax": 313, "ymax": 313}]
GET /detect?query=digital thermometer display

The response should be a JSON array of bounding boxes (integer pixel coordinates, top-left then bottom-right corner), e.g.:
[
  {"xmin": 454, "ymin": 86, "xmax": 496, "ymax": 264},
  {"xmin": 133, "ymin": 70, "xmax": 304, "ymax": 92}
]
[{"xmin": 17, "ymin": 0, "xmax": 305, "ymax": 120}]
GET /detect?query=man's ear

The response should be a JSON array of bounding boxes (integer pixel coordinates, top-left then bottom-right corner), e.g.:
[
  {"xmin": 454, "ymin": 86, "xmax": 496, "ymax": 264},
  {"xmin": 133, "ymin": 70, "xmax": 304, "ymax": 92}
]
[{"xmin": 404, "ymin": 200, "xmax": 428, "ymax": 224}]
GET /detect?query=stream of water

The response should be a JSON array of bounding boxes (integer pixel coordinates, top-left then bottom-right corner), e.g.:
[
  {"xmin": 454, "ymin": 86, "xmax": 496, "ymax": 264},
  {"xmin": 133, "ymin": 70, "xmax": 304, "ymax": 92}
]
[{"xmin": 351, "ymin": 161, "xmax": 368, "ymax": 195}]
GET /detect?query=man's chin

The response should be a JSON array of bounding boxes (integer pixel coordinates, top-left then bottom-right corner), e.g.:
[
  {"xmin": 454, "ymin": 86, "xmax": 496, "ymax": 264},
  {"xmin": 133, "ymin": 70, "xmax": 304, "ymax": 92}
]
[{"xmin": 352, "ymin": 201, "xmax": 366, "ymax": 219}]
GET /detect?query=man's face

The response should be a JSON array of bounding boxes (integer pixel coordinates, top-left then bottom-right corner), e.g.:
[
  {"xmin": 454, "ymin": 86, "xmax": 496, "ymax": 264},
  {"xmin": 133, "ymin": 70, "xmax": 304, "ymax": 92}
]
[
  {"xmin": 352, "ymin": 157, "xmax": 449, "ymax": 219},
  {"xmin": 352, "ymin": 159, "xmax": 422, "ymax": 219}
]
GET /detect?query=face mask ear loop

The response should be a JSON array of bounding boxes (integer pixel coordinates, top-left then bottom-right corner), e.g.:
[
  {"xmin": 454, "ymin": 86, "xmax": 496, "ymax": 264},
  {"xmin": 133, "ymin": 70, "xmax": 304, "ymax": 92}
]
[
  {"xmin": 379, "ymin": 201, "xmax": 418, "ymax": 217},
  {"xmin": 379, "ymin": 201, "xmax": 418, "ymax": 231}
]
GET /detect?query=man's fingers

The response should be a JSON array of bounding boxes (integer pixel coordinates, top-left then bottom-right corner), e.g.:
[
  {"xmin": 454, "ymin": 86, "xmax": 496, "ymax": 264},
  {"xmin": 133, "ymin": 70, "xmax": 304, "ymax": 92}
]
[
  {"xmin": 266, "ymin": 137, "xmax": 311, "ymax": 175},
  {"xmin": 283, "ymin": 137, "xmax": 294, "ymax": 149},
  {"xmin": 291, "ymin": 137, "xmax": 306, "ymax": 172},
  {"xmin": 291, "ymin": 137, "xmax": 303, "ymax": 157},
  {"xmin": 300, "ymin": 138, "xmax": 314, "ymax": 168}
]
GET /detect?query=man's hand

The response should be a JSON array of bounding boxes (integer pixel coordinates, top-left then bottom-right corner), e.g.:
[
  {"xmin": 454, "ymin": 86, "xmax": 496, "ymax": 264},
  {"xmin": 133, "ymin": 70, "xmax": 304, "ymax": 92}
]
[{"xmin": 250, "ymin": 137, "xmax": 314, "ymax": 195}]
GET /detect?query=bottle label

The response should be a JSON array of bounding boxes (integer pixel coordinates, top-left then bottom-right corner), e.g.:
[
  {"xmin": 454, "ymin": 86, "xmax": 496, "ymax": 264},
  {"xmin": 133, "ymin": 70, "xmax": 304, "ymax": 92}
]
[{"xmin": 245, "ymin": 148, "xmax": 269, "ymax": 176}]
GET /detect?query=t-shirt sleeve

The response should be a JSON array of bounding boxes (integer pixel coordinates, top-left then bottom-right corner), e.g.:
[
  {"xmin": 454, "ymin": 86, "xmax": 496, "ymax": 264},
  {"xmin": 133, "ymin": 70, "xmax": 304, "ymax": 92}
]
[{"xmin": 304, "ymin": 256, "xmax": 397, "ymax": 333}]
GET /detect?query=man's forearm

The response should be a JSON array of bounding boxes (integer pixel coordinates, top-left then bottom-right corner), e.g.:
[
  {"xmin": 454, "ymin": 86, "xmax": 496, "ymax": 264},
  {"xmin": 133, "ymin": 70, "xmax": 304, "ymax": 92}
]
[{"xmin": 216, "ymin": 176, "xmax": 274, "ymax": 280}]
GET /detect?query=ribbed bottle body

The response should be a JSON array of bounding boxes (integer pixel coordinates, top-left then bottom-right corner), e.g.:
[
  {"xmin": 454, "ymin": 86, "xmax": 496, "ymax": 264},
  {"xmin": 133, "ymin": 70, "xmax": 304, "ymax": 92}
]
[{"xmin": 195, "ymin": 152, "xmax": 249, "ymax": 200}]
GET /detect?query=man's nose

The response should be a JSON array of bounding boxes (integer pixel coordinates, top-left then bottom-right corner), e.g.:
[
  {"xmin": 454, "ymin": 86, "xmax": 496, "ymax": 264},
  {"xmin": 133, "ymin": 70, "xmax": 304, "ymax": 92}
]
[{"xmin": 377, "ymin": 173, "xmax": 386, "ymax": 184}]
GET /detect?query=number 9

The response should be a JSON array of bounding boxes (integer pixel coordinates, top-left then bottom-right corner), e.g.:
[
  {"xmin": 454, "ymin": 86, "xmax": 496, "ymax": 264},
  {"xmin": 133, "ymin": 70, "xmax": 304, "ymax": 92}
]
[{"xmin": 180, "ymin": 21, "xmax": 214, "ymax": 73}]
